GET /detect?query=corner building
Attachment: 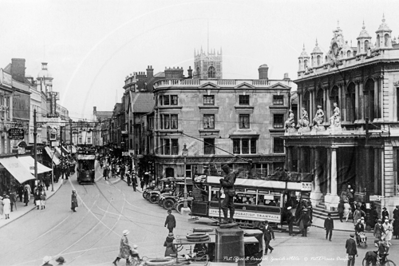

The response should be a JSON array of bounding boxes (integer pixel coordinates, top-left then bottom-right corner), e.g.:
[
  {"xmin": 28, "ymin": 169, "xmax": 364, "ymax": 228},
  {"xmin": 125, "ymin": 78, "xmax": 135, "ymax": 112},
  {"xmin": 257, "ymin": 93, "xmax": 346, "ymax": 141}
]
[
  {"xmin": 285, "ymin": 17, "xmax": 399, "ymax": 213},
  {"xmin": 153, "ymin": 64, "xmax": 292, "ymax": 179}
]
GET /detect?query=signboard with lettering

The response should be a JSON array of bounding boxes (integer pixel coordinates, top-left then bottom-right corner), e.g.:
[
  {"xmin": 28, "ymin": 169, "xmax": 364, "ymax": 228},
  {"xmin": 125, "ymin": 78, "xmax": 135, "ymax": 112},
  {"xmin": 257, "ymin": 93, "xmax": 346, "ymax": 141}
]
[
  {"xmin": 8, "ymin": 128, "xmax": 25, "ymax": 140},
  {"xmin": 208, "ymin": 208, "xmax": 281, "ymax": 223},
  {"xmin": 301, "ymin": 182, "xmax": 312, "ymax": 191}
]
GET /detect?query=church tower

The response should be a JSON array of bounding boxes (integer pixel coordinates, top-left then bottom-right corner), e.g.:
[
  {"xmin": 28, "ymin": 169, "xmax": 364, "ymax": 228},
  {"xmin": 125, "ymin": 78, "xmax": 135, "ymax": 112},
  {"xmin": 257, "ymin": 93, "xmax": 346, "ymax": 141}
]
[{"xmin": 194, "ymin": 47, "xmax": 222, "ymax": 79}]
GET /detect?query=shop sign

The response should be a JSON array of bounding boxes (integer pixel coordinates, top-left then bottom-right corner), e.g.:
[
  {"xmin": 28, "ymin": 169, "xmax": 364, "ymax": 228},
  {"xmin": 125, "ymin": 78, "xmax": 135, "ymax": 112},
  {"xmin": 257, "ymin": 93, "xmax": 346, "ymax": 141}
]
[
  {"xmin": 8, "ymin": 128, "xmax": 24, "ymax": 140},
  {"xmin": 301, "ymin": 182, "xmax": 312, "ymax": 191}
]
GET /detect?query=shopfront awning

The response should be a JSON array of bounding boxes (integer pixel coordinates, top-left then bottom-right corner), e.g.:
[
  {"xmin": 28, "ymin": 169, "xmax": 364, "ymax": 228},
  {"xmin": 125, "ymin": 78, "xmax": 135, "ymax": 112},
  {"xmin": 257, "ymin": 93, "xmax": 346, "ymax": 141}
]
[
  {"xmin": 17, "ymin": 156, "xmax": 52, "ymax": 174},
  {"xmin": 44, "ymin": 146, "xmax": 61, "ymax": 165},
  {"xmin": 0, "ymin": 157, "xmax": 35, "ymax": 184}
]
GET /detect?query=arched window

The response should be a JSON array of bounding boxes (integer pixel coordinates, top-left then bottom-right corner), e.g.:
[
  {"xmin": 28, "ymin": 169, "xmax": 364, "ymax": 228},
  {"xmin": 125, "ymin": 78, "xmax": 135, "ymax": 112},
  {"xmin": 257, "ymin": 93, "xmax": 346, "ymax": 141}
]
[
  {"xmin": 317, "ymin": 55, "xmax": 321, "ymax": 66},
  {"xmin": 330, "ymin": 86, "xmax": 339, "ymax": 108},
  {"xmin": 364, "ymin": 79, "xmax": 376, "ymax": 120},
  {"xmin": 384, "ymin": 34, "xmax": 390, "ymax": 47},
  {"xmin": 346, "ymin": 83, "xmax": 356, "ymax": 122},
  {"xmin": 304, "ymin": 60, "xmax": 308, "ymax": 69},
  {"xmin": 208, "ymin": 66, "xmax": 216, "ymax": 78},
  {"xmin": 347, "ymin": 50, "xmax": 352, "ymax": 58},
  {"xmin": 364, "ymin": 40, "xmax": 369, "ymax": 52},
  {"xmin": 377, "ymin": 35, "xmax": 381, "ymax": 48},
  {"xmin": 316, "ymin": 89, "xmax": 324, "ymax": 112}
]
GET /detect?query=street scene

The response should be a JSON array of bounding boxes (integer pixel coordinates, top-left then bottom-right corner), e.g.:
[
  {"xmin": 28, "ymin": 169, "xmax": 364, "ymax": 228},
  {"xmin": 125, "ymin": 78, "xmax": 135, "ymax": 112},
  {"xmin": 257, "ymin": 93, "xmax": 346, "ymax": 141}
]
[{"xmin": 1, "ymin": 0, "xmax": 399, "ymax": 265}]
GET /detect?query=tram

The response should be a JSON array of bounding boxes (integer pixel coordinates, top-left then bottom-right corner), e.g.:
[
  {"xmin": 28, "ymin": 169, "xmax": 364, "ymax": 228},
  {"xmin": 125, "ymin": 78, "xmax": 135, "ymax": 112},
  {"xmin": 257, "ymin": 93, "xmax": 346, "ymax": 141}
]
[
  {"xmin": 76, "ymin": 148, "xmax": 96, "ymax": 184},
  {"xmin": 190, "ymin": 174, "xmax": 312, "ymax": 228}
]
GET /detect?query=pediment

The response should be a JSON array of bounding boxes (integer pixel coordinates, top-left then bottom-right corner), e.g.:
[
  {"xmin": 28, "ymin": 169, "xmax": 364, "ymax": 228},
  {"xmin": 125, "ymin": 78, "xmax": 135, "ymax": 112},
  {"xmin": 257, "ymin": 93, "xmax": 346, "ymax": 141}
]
[
  {"xmin": 198, "ymin": 82, "xmax": 220, "ymax": 89},
  {"xmin": 269, "ymin": 82, "xmax": 291, "ymax": 90},
  {"xmin": 234, "ymin": 82, "xmax": 255, "ymax": 89}
]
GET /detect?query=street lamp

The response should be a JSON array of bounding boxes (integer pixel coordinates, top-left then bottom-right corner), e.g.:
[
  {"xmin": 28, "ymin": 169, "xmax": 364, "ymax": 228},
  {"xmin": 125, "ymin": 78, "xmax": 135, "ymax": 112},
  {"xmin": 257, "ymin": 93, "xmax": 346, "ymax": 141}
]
[{"xmin": 181, "ymin": 144, "xmax": 190, "ymax": 216}]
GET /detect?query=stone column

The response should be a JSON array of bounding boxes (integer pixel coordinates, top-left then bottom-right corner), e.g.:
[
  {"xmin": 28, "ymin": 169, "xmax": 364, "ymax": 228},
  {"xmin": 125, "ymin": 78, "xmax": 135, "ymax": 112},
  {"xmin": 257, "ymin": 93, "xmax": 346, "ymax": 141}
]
[
  {"xmin": 310, "ymin": 147, "xmax": 322, "ymax": 206},
  {"xmin": 359, "ymin": 82, "xmax": 365, "ymax": 123},
  {"xmin": 355, "ymin": 81, "xmax": 360, "ymax": 122},
  {"xmin": 297, "ymin": 146, "xmax": 302, "ymax": 173},
  {"xmin": 324, "ymin": 146, "xmax": 340, "ymax": 210},
  {"xmin": 379, "ymin": 77, "xmax": 384, "ymax": 121},
  {"xmin": 374, "ymin": 148, "xmax": 379, "ymax": 195},
  {"xmin": 374, "ymin": 78, "xmax": 380, "ymax": 121},
  {"xmin": 326, "ymin": 88, "xmax": 331, "ymax": 124},
  {"xmin": 287, "ymin": 147, "xmax": 293, "ymax": 171},
  {"xmin": 309, "ymin": 91, "xmax": 314, "ymax": 122},
  {"xmin": 298, "ymin": 92, "xmax": 303, "ymax": 120}
]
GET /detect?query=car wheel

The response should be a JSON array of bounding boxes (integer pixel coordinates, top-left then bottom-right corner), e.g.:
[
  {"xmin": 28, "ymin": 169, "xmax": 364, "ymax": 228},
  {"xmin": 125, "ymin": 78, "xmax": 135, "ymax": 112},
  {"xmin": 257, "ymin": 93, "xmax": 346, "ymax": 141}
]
[{"xmin": 163, "ymin": 198, "xmax": 175, "ymax": 210}]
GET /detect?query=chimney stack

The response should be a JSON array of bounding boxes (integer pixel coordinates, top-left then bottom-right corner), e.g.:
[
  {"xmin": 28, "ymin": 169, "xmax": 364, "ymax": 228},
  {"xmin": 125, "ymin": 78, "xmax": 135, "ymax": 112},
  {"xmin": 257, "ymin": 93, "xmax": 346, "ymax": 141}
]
[
  {"xmin": 146, "ymin": 65, "xmax": 154, "ymax": 79},
  {"xmin": 93, "ymin": 106, "xmax": 97, "ymax": 113},
  {"xmin": 187, "ymin": 66, "xmax": 193, "ymax": 78},
  {"xmin": 258, "ymin": 64, "xmax": 269, "ymax": 80}
]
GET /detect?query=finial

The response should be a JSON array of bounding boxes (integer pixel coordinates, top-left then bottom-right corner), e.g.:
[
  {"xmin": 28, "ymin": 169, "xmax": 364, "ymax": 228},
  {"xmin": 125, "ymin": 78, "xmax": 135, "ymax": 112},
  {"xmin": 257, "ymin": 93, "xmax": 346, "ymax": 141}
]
[
  {"xmin": 315, "ymin": 39, "xmax": 318, "ymax": 46},
  {"xmin": 362, "ymin": 20, "xmax": 365, "ymax": 29},
  {"xmin": 337, "ymin": 20, "xmax": 340, "ymax": 29},
  {"xmin": 382, "ymin": 13, "xmax": 385, "ymax": 23},
  {"xmin": 303, "ymin": 43, "xmax": 305, "ymax": 50}
]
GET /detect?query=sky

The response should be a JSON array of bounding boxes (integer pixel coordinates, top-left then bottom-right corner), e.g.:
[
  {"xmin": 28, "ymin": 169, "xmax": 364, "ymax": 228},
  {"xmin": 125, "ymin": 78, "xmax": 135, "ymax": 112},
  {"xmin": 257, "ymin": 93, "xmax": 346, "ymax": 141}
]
[{"xmin": 1, "ymin": 0, "xmax": 398, "ymax": 120}]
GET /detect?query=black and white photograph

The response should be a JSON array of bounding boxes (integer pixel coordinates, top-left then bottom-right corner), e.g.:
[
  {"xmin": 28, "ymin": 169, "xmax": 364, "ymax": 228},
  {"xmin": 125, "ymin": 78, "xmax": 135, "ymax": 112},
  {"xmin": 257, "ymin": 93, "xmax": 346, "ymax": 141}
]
[{"xmin": 0, "ymin": 0, "xmax": 399, "ymax": 265}]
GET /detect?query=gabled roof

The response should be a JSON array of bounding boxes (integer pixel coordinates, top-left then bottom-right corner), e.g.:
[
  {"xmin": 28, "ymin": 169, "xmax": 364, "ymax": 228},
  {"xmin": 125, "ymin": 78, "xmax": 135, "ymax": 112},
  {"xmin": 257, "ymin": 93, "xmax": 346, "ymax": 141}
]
[
  {"xmin": 198, "ymin": 82, "xmax": 220, "ymax": 89},
  {"xmin": 268, "ymin": 82, "xmax": 291, "ymax": 90},
  {"xmin": 234, "ymin": 82, "xmax": 255, "ymax": 89}
]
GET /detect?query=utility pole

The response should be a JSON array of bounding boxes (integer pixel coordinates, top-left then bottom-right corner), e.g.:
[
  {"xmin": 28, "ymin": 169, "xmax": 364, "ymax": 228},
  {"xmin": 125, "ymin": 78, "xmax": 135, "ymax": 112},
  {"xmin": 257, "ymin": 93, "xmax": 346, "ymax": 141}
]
[
  {"xmin": 33, "ymin": 109, "xmax": 38, "ymax": 181},
  {"xmin": 69, "ymin": 119, "xmax": 72, "ymax": 147}
]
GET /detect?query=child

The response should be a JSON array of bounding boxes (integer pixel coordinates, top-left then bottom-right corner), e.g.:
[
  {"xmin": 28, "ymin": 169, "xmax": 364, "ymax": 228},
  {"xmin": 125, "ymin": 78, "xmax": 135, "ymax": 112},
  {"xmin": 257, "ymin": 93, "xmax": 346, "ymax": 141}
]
[{"xmin": 164, "ymin": 210, "xmax": 176, "ymax": 233}]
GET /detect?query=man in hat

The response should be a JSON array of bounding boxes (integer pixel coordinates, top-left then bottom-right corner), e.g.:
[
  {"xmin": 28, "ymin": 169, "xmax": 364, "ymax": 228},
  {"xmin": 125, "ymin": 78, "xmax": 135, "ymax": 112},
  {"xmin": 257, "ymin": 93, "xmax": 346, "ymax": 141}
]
[
  {"xmin": 355, "ymin": 218, "xmax": 365, "ymax": 246},
  {"xmin": 393, "ymin": 205, "xmax": 399, "ymax": 239},
  {"xmin": 219, "ymin": 164, "xmax": 237, "ymax": 223},
  {"xmin": 55, "ymin": 256, "xmax": 65, "ymax": 265},
  {"xmin": 382, "ymin": 207, "xmax": 389, "ymax": 223},
  {"xmin": 345, "ymin": 233, "xmax": 358, "ymax": 266},
  {"xmin": 324, "ymin": 213, "xmax": 334, "ymax": 241},
  {"xmin": 113, "ymin": 230, "xmax": 131, "ymax": 266},
  {"xmin": 262, "ymin": 220, "xmax": 275, "ymax": 254},
  {"xmin": 299, "ymin": 208, "xmax": 311, "ymax": 237},
  {"xmin": 164, "ymin": 209, "xmax": 176, "ymax": 233},
  {"xmin": 374, "ymin": 219, "xmax": 385, "ymax": 241}
]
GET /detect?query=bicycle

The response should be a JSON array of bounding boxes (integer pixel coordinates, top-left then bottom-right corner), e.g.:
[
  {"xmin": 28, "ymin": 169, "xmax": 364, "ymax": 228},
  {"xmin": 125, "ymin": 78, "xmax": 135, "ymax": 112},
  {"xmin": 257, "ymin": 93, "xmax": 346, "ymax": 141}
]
[{"xmin": 362, "ymin": 252, "xmax": 396, "ymax": 266}]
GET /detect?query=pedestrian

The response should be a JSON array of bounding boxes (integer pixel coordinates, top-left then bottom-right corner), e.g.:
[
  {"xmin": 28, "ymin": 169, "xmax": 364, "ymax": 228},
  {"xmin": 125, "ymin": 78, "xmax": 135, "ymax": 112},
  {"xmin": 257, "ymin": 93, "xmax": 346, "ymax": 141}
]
[
  {"xmin": 355, "ymin": 218, "xmax": 365, "ymax": 246},
  {"xmin": 338, "ymin": 200, "xmax": 345, "ymax": 222},
  {"xmin": 383, "ymin": 219, "xmax": 393, "ymax": 242},
  {"xmin": 44, "ymin": 174, "xmax": 51, "ymax": 191},
  {"xmin": 299, "ymin": 208, "xmax": 311, "ymax": 237},
  {"xmin": 42, "ymin": 256, "xmax": 53, "ymax": 266},
  {"xmin": 262, "ymin": 220, "xmax": 274, "ymax": 254},
  {"xmin": 40, "ymin": 190, "xmax": 47, "ymax": 210},
  {"xmin": 34, "ymin": 190, "xmax": 41, "ymax": 210},
  {"xmin": 164, "ymin": 233, "xmax": 177, "ymax": 257},
  {"xmin": 18, "ymin": 185, "xmax": 23, "ymax": 202},
  {"xmin": 345, "ymin": 233, "xmax": 358, "ymax": 266},
  {"xmin": 286, "ymin": 206, "xmax": 294, "ymax": 236},
  {"xmin": 112, "ymin": 230, "xmax": 131, "ymax": 266},
  {"xmin": 382, "ymin": 207, "xmax": 389, "ymax": 223},
  {"xmin": 127, "ymin": 170, "xmax": 131, "ymax": 186},
  {"xmin": 353, "ymin": 206, "xmax": 362, "ymax": 225},
  {"xmin": 132, "ymin": 171, "xmax": 137, "ymax": 192},
  {"xmin": 140, "ymin": 176, "xmax": 145, "ymax": 190},
  {"xmin": 374, "ymin": 219, "xmax": 385, "ymax": 241},
  {"xmin": 24, "ymin": 184, "xmax": 31, "ymax": 206},
  {"xmin": 3, "ymin": 195, "xmax": 11, "ymax": 219},
  {"xmin": 71, "ymin": 190, "xmax": 78, "ymax": 212},
  {"xmin": 143, "ymin": 172, "xmax": 150, "ymax": 189},
  {"xmin": 324, "ymin": 213, "xmax": 334, "ymax": 241},
  {"xmin": 393, "ymin": 205, "xmax": 399, "ymax": 239},
  {"xmin": 164, "ymin": 209, "xmax": 176, "ymax": 233},
  {"xmin": 9, "ymin": 191, "xmax": 17, "ymax": 212}
]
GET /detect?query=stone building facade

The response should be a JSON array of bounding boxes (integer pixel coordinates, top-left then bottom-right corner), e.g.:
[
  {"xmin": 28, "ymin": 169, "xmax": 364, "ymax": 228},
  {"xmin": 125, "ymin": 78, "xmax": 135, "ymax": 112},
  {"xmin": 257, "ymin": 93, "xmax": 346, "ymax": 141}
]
[
  {"xmin": 284, "ymin": 17, "xmax": 399, "ymax": 213},
  {"xmin": 153, "ymin": 65, "xmax": 292, "ymax": 179}
]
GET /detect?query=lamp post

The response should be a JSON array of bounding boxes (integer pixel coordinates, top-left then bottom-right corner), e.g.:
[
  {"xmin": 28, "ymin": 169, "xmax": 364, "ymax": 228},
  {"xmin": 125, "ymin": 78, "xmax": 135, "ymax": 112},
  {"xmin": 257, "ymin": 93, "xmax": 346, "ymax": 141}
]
[{"xmin": 181, "ymin": 144, "xmax": 190, "ymax": 216}]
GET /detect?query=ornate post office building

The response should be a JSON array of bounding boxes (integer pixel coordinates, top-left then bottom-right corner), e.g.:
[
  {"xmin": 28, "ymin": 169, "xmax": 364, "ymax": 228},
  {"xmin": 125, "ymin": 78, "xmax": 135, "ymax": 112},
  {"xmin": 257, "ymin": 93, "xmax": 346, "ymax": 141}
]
[{"xmin": 284, "ymin": 17, "xmax": 399, "ymax": 213}]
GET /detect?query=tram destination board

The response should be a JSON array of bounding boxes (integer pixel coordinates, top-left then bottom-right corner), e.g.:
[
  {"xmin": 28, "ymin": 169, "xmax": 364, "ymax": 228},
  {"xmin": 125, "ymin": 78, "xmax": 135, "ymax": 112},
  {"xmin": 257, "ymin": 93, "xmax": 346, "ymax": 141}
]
[{"xmin": 8, "ymin": 128, "xmax": 25, "ymax": 140}]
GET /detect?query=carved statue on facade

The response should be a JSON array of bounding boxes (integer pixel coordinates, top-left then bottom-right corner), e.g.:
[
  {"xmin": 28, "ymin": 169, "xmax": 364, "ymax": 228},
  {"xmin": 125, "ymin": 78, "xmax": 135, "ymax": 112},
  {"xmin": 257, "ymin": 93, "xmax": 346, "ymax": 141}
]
[
  {"xmin": 297, "ymin": 107, "xmax": 310, "ymax": 133},
  {"xmin": 329, "ymin": 102, "xmax": 341, "ymax": 128},
  {"xmin": 313, "ymin": 105, "xmax": 324, "ymax": 129},
  {"xmin": 285, "ymin": 110, "xmax": 296, "ymax": 132}
]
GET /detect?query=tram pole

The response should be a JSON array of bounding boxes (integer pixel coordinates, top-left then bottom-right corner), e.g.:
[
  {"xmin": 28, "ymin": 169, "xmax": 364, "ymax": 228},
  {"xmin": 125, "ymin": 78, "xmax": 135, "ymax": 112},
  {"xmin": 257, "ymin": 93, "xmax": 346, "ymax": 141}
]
[{"xmin": 33, "ymin": 109, "xmax": 38, "ymax": 182}]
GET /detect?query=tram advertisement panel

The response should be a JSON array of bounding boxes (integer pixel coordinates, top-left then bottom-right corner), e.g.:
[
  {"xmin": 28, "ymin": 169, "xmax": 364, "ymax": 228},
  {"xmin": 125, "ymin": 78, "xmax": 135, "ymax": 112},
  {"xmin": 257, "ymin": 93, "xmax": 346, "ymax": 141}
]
[{"xmin": 208, "ymin": 208, "xmax": 281, "ymax": 223}]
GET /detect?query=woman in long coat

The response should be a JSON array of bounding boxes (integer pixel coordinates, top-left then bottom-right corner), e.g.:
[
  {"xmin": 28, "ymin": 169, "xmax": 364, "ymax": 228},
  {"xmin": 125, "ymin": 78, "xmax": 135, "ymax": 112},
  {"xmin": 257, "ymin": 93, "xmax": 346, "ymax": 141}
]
[
  {"xmin": 71, "ymin": 190, "xmax": 78, "ymax": 212},
  {"xmin": 112, "ymin": 230, "xmax": 131, "ymax": 265}
]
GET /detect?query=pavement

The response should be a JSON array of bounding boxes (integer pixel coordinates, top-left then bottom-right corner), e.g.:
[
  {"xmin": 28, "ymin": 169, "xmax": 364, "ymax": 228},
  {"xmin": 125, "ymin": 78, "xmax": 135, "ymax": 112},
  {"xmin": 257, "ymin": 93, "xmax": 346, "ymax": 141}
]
[{"xmin": 0, "ymin": 177, "xmax": 65, "ymax": 229}]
